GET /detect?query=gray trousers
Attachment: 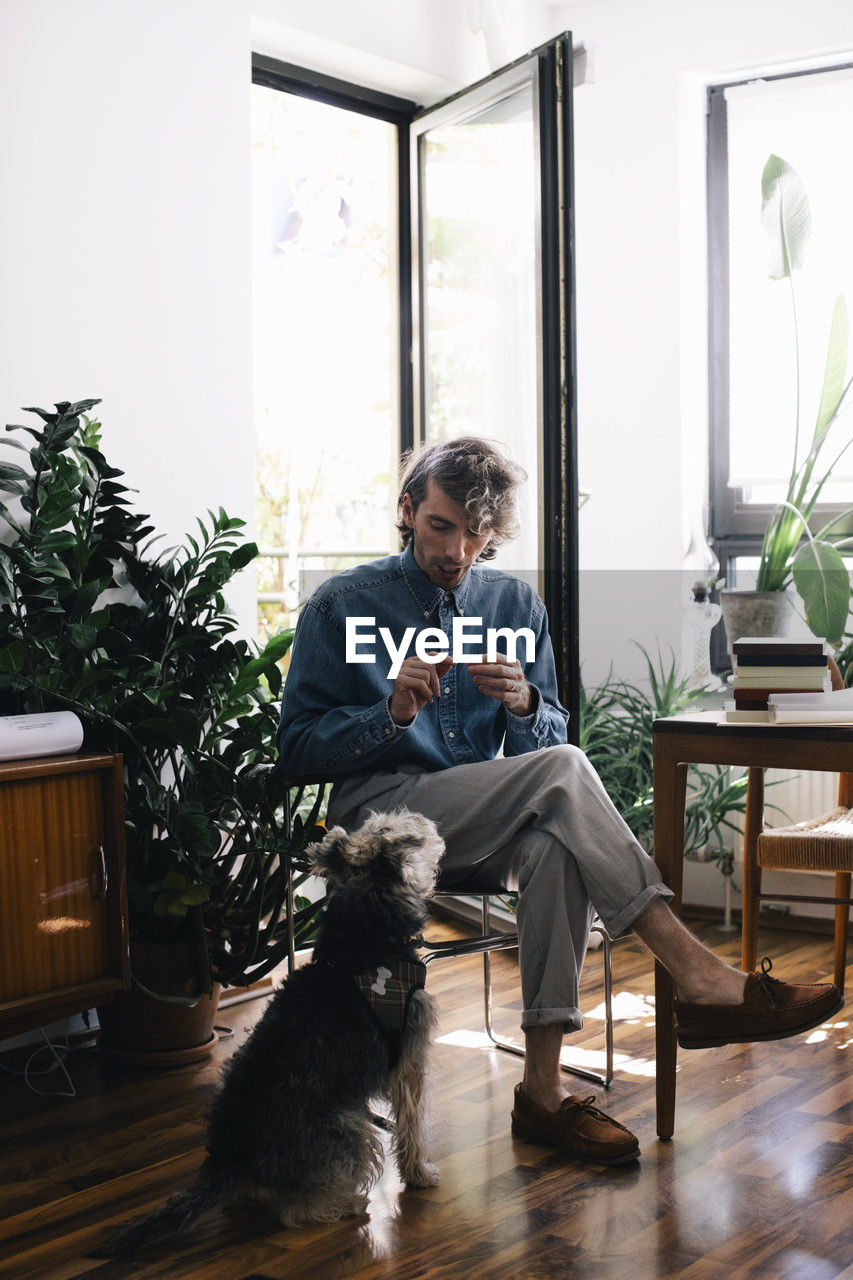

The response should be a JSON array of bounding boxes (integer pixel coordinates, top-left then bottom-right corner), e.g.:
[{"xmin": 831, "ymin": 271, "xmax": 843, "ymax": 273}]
[{"xmin": 327, "ymin": 744, "xmax": 672, "ymax": 1033}]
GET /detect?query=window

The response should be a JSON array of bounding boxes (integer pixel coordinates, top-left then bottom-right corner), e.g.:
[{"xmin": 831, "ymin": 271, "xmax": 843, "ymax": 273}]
[
  {"xmin": 413, "ymin": 70, "xmax": 541, "ymax": 580},
  {"xmin": 708, "ymin": 63, "xmax": 853, "ymax": 587},
  {"xmin": 251, "ymin": 59, "xmax": 415, "ymax": 642}
]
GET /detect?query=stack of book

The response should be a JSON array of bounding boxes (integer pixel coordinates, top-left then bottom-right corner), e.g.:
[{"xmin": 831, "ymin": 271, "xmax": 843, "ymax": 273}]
[{"xmin": 723, "ymin": 636, "xmax": 831, "ymax": 724}]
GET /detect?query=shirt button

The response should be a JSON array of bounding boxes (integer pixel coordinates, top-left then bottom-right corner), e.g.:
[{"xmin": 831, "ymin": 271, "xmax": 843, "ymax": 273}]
[
  {"xmin": 448, "ymin": 731, "xmax": 455, "ymax": 739},
  {"xmin": 384, "ymin": 728, "xmax": 390, "ymax": 735},
  {"xmin": 423, "ymin": 610, "xmax": 429, "ymax": 618},
  {"xmin": 355, "ymin": 749, "xmax": 362, "ymax": 756},
  {"xmin": 444, "ymin": 687, "xmax": 450, "ymax": 694},
  {"xmin": 443, "ymin": 593, "xmax": 450, "ymax": 603}
]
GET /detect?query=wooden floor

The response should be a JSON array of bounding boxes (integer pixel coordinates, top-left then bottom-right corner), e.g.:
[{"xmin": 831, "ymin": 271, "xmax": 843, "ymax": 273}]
[{"xmin": 1, "ymin": 916, "xmax": 852, "ymax": 1280}]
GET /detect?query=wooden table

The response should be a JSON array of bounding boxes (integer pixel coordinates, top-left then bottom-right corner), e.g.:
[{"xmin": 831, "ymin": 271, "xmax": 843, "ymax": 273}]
[{"xmin": 652, "ymin": 710, "xmax": 853, "ymax": 1140}]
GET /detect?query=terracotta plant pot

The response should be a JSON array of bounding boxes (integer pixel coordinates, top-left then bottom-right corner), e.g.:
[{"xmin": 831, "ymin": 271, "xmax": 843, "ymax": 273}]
[{"xmin": 97, "ymin": 938, "xmax": 221, "ymax": 1066}]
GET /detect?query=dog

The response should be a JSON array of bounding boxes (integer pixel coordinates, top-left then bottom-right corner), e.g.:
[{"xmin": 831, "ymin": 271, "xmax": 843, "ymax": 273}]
[{"xmin": 92, "ymin": 809, "xmax": 444, "ymax": 1256}]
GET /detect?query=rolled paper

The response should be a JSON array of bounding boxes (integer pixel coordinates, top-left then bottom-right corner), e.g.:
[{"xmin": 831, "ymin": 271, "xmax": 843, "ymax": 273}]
[{"xmin": 0, "ymin": 711, "xmax": 85, "ymax": 761}]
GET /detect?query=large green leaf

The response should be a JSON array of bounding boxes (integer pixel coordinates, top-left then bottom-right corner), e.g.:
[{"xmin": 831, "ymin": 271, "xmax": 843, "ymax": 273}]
[
  {"xmin": 260, "ymin": 629, "xmax": 294, "ymax": 663},
  {"xmin": 761, "ymin": 155, "xmax": 812, "ymax": 281},
  {"xmin": 792, "ymin": 539, "xmax": 851, "ymax": 643},
  {"xmin": 0, "ymin": 640, "xmax": 27, "ymax": 672},
  {"xmin": 0, "ymin": 460, "xmax": 30, "ymax": 490},
  {"xmin": 813, "ymin": 294, "xmax": 849, "ymax": 440}
]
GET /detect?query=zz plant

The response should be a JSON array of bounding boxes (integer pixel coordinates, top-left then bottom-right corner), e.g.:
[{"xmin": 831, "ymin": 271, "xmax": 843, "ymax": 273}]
[{"xmin": 0, "ymin": 399, "xmax": 324, "ymax": 992}]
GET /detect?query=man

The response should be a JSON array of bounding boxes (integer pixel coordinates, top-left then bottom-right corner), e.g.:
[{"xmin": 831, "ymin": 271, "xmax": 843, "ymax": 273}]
[{"xmin": 278, "ymin": 437, "xmax": 841, "ymax": 1166}]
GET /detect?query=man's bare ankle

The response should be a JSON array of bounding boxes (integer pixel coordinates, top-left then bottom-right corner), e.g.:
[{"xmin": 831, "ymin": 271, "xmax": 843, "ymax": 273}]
[
  {"xmin": 675, "ymin": 969, "xmax": 749, "ymax": 1006},
  {"xmin": 520, "ymin": 1082, "xmax": 570, "ymax": 1113}
]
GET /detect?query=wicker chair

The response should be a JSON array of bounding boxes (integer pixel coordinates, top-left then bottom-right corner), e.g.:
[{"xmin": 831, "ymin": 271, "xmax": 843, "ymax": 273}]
[{"xmin": 742, "ymin": 770, "xmax": 853, "ymax": 994}]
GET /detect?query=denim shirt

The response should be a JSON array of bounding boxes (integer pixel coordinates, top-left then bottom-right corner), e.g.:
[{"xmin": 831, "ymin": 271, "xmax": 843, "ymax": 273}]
[{"xmin": 277, "ymin": 542, "xmax": 569, "ymax": 778}]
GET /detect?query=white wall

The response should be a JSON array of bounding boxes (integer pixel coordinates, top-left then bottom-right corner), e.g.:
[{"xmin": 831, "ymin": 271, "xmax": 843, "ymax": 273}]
[{"xmin": 0, "ymin": 0, "xmax": 257, "ymax": 615}]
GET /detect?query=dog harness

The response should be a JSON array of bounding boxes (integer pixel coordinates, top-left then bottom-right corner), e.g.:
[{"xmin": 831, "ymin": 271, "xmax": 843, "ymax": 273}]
[{"xmin": 353, "ymin": 958, "xmax": 427, "ymax": 1070}]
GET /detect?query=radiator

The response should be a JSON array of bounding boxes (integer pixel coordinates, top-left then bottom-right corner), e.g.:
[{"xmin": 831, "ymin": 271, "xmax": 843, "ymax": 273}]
[
  {"xmin": 729, "ymin": 766, "xmax": 841, "ymax": 892},
  {"xmin": 725, "ymin": 767, "xmax": 840, "ymax": 863},
  {"xmin": 764, "ymin": 768, "xmax": 841, "ymax": 830}
]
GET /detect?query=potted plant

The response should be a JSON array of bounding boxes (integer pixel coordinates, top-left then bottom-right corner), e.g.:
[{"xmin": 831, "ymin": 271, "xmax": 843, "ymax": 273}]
[
  {"xmin": 720, "ymin": 155, "xmax": 853, "ymax": 652},
  {"xmin": 578, "ymin": 645, "xmax": 768, "ymax": 860},
  {"xmin": 0, "ymin": 399, "xmax": 326, "ymax": 1060}
]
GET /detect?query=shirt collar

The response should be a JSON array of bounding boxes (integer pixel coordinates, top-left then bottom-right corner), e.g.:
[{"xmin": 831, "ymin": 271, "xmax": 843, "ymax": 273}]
[{"xmin": 400, "ymin": 541, "xmax": 474, "ymax": 615}]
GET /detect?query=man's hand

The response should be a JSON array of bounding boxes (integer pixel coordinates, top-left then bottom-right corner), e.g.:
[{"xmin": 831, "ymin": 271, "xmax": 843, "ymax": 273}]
[
  {"xmin": 389, "ymin": 654, "xmax": 454, "ymax": 726},
  {"xmin": 467, "ymin": 654, "xmax": 534, "ymax": 716}
]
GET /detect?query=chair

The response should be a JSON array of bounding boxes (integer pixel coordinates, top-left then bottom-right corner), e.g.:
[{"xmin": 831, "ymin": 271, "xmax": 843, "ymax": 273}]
[
  {"xmin": 742, "ymin": 770, "xmax": 853, "ymax": 993},
  {"xmin": 282, "ymin": 778, "xmax": 615, "ymax": 1089}
]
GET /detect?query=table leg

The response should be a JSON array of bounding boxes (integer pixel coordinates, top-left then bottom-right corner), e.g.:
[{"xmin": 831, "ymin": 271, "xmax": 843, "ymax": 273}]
[
  {"xmin": 740, "ymin": 767, "xmax": 765, "ymax": 974},
  {"xmin": 833, "ymin": 871, "xmax": 851, "ymax": 993},
  {"xmin": 653, "ymin": 743, "xmax": 688, "ymax": 1141}
]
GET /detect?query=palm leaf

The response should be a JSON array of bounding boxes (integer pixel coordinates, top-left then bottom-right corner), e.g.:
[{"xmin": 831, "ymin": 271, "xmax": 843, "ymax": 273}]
[
  {"xmin": 761, "ymin": 155, "xmax": 812, "ymax": 281},
  {"xmin": 812, "ymin": 295, "xmax": 849, "ymax": 441}
]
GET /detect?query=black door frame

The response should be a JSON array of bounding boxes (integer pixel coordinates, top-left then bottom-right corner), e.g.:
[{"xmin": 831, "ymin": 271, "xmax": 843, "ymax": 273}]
[{"xmin": 409, "ymin": 33, "xmax": 579, "ymax": 733}]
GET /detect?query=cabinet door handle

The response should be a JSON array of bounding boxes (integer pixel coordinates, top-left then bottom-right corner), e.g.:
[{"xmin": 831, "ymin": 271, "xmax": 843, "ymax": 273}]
[{"xmin": 94, "ymin": 845, "xmax": 109, "ymax": 899}]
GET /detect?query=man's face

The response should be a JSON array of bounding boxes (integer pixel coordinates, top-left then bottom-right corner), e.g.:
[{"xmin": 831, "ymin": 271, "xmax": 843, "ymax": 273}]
[{"xmin": 401, "ymin": 478, "xmax": 492, "ymax": 589}]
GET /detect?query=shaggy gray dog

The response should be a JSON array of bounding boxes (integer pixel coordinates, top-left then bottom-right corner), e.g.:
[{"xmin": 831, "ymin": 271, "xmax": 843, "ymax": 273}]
[{"xmin": 93, "ymin": 810, "xmax": 444, "ymax": 1256}]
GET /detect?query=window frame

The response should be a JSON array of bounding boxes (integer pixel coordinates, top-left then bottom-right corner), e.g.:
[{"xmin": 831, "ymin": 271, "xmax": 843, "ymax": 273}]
[
  {"xmin": 409, "ymin": 34, "xmax": 580, "ymax": 732},
  {"xmin": 707, "ymin": 62, "xmax": 853, "ymax": 555}
]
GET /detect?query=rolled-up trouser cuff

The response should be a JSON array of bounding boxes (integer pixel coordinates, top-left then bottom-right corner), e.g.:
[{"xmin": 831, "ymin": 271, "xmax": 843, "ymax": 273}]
[
  {"xmin": 521, "ymin": 1004, "xmax": 584, "ymax": 1034},
  {"xmin": 603, "ymin": 881, "xmax": 674, "ymax": 941}
]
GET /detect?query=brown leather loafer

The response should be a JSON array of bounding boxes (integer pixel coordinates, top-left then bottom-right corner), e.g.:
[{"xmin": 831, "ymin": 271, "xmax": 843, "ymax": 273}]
[
  {"xmin": 511, "ymin": 1085, "xmax": 640, "ymax": 1165},
  {"xmin": 675, "ymin": 957, "xmax": 843, "ymax": 1050}
]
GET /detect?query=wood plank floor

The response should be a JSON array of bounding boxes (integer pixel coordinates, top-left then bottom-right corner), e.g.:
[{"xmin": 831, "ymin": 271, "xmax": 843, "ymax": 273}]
[{"xmin": 1, "ymin": 917, "xmax": 851, "ymax": 1280}]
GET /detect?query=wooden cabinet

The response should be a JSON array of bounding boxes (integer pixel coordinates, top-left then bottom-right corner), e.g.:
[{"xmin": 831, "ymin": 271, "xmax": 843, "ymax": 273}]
[{"xmin": 0, "ymin": 753, "xmax": 130, "ymax": 1039}]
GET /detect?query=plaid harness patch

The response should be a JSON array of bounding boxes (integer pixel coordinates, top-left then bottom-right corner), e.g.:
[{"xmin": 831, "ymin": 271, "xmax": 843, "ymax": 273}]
[{"xmin": 353, "ymin": 959, "xmax": 427, "ymax": 1068}]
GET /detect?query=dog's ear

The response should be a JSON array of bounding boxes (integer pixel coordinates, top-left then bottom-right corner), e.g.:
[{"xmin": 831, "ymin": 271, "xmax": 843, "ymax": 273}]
[{"xmin": 306, "ymin": 826, "xmax": 351, "ymax": 879}]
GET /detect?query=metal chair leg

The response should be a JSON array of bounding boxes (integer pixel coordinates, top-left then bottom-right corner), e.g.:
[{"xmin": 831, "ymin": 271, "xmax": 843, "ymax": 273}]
[
  {"xmin": 284, "ymin": 786, "xmax": 297, "ymax": 974},
  {"xmin": 480, "ymin": 899, "xmax": 523, "ymax": 1068},
  {"xmin": 423, "ymin": 897, "xmax": 615, "ymax": 1089},
  {"xmin": 602, "ymin": 932, "xmax": 614, "ymax": 1085},
  {"xmin": 479, "ymin": 897, "xmax": 614, "ymax": 1089}
]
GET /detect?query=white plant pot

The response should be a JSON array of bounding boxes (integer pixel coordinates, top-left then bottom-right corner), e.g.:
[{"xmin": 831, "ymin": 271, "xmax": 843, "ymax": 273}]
[{"xmin": 719, "ymin": 589, "xmax": 797, "ymax": 662}]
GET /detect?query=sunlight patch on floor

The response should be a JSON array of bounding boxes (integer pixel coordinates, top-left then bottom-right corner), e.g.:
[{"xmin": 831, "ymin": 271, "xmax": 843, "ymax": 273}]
[
  {"xmin": 434, "ymin": 1028, "xmax": 659, "ymax": 1077},
  {"xmin": 435, "ymin": 1028, "xmax": 498, "ymax": 1050},
  {"xmin": 806, "ymin": 1014, "xmax": 850, "ymax": 1046},
  {"xmin": 586, "ymin": 990, "xmax": 656, "ymax": 1022}
]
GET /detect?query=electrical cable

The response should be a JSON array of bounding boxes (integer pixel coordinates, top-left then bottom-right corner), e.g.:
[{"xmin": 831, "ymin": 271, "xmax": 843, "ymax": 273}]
[{"xmin": 0, "ymin": 1027, "xmax": 77, "ymax": 1098}]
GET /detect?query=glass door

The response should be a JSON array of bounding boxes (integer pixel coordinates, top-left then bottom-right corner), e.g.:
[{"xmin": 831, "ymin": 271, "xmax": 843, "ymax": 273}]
[
  {"xmin": 410, "ymin": 34, "xmax": 579, "ymax": 731},
  {"xmin": 250, "ymin": 57, "xmax": 415, "ymax": 644}
]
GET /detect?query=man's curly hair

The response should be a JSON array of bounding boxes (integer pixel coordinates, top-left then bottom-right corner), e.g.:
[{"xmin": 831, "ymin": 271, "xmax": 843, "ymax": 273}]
[{"xmin": 397, "ymin": 437, "xmax": 527, "ymax": 562}]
